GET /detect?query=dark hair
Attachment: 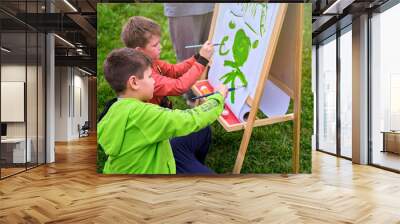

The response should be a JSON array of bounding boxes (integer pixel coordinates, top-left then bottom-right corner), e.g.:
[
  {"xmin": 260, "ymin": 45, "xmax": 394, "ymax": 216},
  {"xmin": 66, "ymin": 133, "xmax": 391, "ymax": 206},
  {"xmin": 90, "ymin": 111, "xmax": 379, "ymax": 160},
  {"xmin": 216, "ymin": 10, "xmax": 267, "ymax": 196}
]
[
  {"xmin": 121, "ymin": 16, "xmax": 161, "ymax": 48},
  {"xmin": 103, "ymin": 48, "xmax": 152, "ymax": 94}
]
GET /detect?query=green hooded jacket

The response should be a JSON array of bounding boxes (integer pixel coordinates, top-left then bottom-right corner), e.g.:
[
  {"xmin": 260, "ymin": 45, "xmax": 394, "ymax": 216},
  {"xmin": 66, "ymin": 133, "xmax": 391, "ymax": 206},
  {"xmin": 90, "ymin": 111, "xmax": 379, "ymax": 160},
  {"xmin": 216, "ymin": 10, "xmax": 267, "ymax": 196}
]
[{"xmin": 98, "ymin": 94, "xmax": 224, "ymax": 174}]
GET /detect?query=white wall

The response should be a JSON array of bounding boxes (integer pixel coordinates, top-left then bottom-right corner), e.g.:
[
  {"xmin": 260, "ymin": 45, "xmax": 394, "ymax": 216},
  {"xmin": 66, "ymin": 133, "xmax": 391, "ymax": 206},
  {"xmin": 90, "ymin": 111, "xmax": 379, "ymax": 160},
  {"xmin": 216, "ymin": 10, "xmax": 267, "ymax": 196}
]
[
  {"xmin": 55, "ymin": 67, "xmax": 68, "ymax": 141},
  {"xmin": 54, "ymin": 67, "xmax": 89, "ymax": 141},
  {"xmin": 72, "ymin": 72, "xmax": 89, "ymax": 138}
]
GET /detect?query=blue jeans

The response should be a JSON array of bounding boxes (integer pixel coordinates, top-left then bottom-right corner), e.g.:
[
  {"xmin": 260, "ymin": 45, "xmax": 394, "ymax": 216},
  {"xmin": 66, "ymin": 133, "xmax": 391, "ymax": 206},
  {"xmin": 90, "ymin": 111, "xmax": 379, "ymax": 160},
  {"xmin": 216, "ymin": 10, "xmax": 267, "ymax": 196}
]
[{"xmin": 170, "ymin": 126, "xmax": 214, "ymax": 174}]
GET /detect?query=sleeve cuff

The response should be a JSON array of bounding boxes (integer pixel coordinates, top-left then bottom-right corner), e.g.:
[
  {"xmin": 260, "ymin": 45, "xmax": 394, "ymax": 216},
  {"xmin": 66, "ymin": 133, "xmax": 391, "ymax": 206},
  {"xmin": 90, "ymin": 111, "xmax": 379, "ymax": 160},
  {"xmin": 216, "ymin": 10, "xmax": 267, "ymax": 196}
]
[
  {"xmin": 207, "ymin": 93, "xmax": 224, "ymax": 105},
  {"xmin": 194, "ymin": 53, "xmax": 209, "ymax": 67}
]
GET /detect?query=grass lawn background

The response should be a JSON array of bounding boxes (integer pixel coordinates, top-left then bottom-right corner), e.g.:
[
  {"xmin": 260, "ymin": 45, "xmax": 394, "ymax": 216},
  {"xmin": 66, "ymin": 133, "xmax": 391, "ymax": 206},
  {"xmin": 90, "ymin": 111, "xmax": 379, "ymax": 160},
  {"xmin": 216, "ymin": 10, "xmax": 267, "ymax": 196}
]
[{"xmin": 97, "ymin": 3, "xmax": 313, "ymax": 174}]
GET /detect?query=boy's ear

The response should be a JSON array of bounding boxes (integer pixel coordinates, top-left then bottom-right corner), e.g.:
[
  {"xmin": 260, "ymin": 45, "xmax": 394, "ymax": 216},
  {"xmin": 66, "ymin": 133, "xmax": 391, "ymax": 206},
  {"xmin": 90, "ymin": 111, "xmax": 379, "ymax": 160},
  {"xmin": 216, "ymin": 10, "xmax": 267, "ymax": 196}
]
[{"xmin": 127, "ymin": 75, "xmax": 140, "ymax": 90}]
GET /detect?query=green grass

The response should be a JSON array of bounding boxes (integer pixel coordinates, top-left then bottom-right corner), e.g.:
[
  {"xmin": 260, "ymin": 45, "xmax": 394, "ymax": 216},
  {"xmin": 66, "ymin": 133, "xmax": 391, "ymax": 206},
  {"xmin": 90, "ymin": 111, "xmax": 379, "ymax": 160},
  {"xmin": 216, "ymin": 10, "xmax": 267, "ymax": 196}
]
[{"xmin": 97, "ymin": 3, "xmax": 313, "ymax": 174}]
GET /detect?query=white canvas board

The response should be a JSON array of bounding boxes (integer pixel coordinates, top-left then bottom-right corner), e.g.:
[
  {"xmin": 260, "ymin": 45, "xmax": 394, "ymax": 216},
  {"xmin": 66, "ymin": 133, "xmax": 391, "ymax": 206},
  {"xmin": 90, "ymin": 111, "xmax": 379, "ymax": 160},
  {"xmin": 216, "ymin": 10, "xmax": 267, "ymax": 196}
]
[{"xmin": 208, "ymin": 3, "xmax": 289, "ymax": 121}]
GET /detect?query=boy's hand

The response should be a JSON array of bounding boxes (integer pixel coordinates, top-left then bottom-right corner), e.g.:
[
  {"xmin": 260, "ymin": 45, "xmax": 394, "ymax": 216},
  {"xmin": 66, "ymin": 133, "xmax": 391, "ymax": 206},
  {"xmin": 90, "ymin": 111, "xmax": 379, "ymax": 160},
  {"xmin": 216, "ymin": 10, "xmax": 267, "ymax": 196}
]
[
  {"xmin": 215, "ymin": 84, "xmax": 228, "ymax": 99},
  {"xmin": 199, "ymin": 40, "xmax": 214, "ymax": 60}
]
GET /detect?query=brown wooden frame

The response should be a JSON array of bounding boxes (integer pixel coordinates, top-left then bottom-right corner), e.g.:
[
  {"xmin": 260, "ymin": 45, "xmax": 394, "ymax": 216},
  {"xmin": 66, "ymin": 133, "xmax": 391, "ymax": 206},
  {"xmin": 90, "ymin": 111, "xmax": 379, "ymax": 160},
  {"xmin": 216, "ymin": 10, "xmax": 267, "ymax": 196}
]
[{"xmin": 193, "ymin": 3, "xmax": 304, "ymax": 173}]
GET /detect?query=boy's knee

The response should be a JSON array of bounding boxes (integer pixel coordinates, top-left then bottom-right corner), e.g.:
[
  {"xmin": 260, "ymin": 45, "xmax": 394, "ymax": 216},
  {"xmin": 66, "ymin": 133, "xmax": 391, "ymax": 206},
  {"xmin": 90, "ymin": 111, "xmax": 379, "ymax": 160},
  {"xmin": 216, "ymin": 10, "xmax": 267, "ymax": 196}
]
[
  {"xmin": 197, "ymin": 126, "xmax": 211, "ymax": 139},
  {"xmin": 205, "ymin": 126, "xmax": 212, "ymax": 138}
]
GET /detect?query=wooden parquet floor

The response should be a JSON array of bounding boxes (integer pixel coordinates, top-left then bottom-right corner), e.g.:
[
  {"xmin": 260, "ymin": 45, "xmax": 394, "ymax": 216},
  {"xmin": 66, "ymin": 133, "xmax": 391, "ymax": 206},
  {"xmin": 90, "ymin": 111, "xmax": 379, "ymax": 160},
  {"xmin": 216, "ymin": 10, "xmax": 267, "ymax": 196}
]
[{"xmin": 0, "ymin": 135, "xmax": 399, "ymax": 223}]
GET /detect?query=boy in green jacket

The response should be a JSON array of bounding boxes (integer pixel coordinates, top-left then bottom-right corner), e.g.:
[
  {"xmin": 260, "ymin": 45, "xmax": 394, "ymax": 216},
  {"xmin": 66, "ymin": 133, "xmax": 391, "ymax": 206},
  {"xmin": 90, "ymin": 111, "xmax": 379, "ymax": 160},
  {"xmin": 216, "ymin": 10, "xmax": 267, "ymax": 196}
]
[{"xmin": 98, "ymin": 48, "xmax": 226, "ymax": 174}]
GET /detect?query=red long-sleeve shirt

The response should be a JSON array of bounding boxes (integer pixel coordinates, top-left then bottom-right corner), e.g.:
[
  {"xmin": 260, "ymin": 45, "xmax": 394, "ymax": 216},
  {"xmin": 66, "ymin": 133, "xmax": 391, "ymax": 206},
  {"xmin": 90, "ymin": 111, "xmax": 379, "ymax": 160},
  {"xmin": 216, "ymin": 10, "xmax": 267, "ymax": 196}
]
[{"xmin": 148, "ymin": 56, "xmax": 206, "ymax": 105}]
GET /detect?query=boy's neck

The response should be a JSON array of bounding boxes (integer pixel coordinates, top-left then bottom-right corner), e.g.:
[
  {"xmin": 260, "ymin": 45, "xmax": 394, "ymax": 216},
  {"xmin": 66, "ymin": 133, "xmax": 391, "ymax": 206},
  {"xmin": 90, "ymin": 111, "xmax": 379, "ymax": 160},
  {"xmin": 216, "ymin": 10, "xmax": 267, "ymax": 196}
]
[{"xmin": 118, "ymin": 91, "xmax": 145, "ymax": 102}]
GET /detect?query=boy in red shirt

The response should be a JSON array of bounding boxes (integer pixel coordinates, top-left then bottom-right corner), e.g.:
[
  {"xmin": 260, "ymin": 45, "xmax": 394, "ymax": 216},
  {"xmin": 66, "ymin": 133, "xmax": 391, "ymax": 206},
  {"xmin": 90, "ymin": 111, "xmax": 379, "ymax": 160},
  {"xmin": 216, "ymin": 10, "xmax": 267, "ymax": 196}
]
[{"xmin": 120, "ymin": 16, "xmax": 213, "ymax": 108}]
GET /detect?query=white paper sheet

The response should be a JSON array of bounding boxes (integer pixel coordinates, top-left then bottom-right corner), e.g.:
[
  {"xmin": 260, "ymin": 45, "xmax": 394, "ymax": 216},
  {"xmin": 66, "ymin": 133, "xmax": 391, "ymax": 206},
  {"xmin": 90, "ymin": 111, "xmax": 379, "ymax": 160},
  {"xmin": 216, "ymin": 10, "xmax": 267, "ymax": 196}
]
[{"xmin": 208, "ymin": 3, "xmax": 289, "ymax": 121}]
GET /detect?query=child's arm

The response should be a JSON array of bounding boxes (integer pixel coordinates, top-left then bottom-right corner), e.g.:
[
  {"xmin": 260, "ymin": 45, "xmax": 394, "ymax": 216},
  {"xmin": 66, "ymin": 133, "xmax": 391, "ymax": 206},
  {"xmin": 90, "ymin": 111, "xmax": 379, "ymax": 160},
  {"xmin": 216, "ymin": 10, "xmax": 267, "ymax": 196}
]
[
  {"xmin": 152, "ymin": 59, "xmax": 205, "ymax": 96},
  {"xmin": 155, "ymin": 56, "xmax": 196, "ymax": 79},
  {"xmin": 135, "ymin": 93, "xmax": 224, "ymax": 143},
  {"xmin": 156, "ymin": 41, "xmax": 213, "ymax": 78},
  {"xmin": 155, "ymin": 53, "xmax": 208, "ymax": 78}
]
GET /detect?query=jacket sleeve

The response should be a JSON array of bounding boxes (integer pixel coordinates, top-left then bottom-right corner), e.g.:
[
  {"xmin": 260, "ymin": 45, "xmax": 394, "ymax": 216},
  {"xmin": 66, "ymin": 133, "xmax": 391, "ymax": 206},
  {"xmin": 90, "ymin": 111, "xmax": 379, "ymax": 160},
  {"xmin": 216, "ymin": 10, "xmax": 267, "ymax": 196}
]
[
  {"xmin": 156, "ymin": 57, "xmax": 197, "ymax": 78},
  {"xmin": 152, "ymin": 64, "xmax": 204, "ymax": 96},
  {"xmin": 135, "ymin": 94, "xmax": 224, "ymax": 143},
  {"xmin": 98, "ymin": 102, "xmax": 131, "ymax": 157}
]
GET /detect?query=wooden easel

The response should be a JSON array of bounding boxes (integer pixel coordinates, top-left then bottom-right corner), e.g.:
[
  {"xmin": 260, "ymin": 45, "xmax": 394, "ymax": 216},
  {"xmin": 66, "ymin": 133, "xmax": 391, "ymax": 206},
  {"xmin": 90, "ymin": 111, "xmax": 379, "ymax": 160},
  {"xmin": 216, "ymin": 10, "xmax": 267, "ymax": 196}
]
[{"xmin": 193, "ymin": 3, "xmax": 303, "ymax": 174}]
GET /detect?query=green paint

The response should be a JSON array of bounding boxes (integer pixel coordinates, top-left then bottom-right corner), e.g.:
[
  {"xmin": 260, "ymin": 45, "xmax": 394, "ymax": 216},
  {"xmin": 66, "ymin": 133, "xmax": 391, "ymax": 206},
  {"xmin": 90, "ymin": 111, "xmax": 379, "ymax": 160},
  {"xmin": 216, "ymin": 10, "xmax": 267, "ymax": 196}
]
[
  {"xmin": 232, "ymin": 29, "xmax": 251, "ymax": 67},
  {"xmin": 245, "ymin": 22, "xmax": 257, "ymax": 35},
  {"xmin": 252, "ymin": 40, "xmax": 259, "ymax": 49},
  {"xmin": 218, "ymin": 8, "xmax": 271, "ymax": 103},
  {"xmin": 221, "ymin": 71, "xmax": 235, "ymax": 84},
  {"xmin": 224, "ymin": 60, "xmax": 237, "ymax": 69},
  {"xmin": 218, "ymin": 36, "xmax": 230, "ymax": 56},
  {"xmin": 251, "ymin": 5, "xmax": 257, "ymax": 16},
  {"xmin": 242, "ymin": 4, "xmax": 249, "ymax": 15},
  {"xmin": 222, "ymin": 77, "xmax": 231, "ymax": 85},
  {"xmin": 229, "ymin": 21, "xmax": 236, "ymax": 29},
  {"xmin": 218, "ymin": 28, "xmax": 253, "ymax": 104},
  {"xmin": 260, "ymin": 7, "xmax": 267, "ymax": 36},
  {"xmin": 239, "ymin": 3, "xmax": 268, "ymax": 36},
  {"xmin": 240, "ymin": 3, "xmax": 267, "ymax": 19},
  {"xmin": 230, "ymin": 81, "xmax": 236, "ymax": 103},
  {"xmin": 236, "ymin": 69, "xmax": 248, "ymax": 86}
]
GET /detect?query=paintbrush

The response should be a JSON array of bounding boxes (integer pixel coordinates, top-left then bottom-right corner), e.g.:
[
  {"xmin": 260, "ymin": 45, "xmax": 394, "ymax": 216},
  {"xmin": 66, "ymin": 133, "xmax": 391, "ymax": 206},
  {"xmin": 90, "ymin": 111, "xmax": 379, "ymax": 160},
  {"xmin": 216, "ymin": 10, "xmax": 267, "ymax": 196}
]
[
  {"xmin": 185, "ymin": 43, "xmax": 222, "ymax": 49},
  {"xmin": 192, "ymin": 85, "xmax": 246, "ymax": 100}
]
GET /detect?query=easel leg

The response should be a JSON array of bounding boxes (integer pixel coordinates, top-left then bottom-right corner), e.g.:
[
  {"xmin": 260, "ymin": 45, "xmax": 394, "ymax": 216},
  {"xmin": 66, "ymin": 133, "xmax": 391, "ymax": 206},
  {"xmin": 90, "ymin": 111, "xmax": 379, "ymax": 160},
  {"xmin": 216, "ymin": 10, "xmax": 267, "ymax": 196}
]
[
  {"xmin": 231, "ymin": 4, "xmax": 289, "ymax": 174},
  {"xmin": 293, "ymin": 112, "xmax": 300, "ymax": 173},
  {"xmin": 233, "ymin": 125, "xmax": 254, "ymax": 174},
  {"xmin": 292, "ymin": 5, "xmax": 303, "ymax": 174}
]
